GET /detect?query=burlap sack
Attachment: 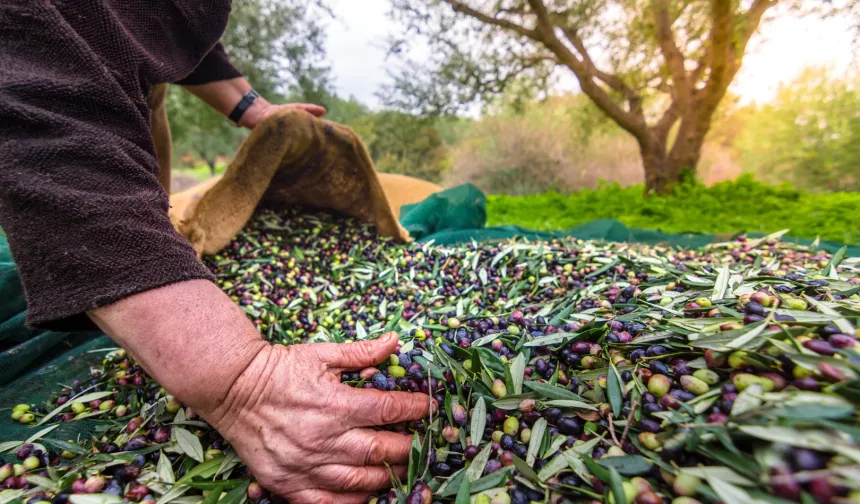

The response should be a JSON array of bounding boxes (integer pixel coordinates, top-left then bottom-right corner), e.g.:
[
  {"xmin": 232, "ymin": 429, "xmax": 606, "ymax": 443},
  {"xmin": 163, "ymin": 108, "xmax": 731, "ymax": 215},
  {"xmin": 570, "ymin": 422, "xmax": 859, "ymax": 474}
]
[{"xmin": 168, "ymin": 109, "xmax": 413, "ymax": 257}]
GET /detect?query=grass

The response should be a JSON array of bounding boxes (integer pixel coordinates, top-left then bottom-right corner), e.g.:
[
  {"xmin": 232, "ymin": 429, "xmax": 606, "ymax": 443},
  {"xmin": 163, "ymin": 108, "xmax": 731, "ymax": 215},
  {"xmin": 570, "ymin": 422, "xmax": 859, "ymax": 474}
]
[{"xmin": 485, "ymin": 175, "xmax": 860, "ymax": 245}]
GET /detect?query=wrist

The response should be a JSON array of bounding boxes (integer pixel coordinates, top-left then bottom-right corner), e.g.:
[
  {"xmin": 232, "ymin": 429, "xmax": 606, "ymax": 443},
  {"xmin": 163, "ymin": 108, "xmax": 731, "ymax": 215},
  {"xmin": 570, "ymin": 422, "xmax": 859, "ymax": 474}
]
[{"xmin": 237, "ymin": 96, "xmax": 272, "ymax": 129}]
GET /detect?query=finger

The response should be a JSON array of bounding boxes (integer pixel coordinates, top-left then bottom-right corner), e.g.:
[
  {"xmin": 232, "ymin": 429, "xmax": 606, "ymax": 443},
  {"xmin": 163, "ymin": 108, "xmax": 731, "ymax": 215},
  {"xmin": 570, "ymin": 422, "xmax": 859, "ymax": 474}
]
[
  {"xmin": 335, "ymin": 429, "xmax": 416, "ymax": 466},
  {"xmin": 284, "ymin": 489, "xmax": 373, "ymax": 504},
  {"xmin": 315, "ymin": 332, "xmax": 399, "ymax": 370},
  {"xmin": 311, "ymin": 464, "xmax": 408, "ymax": 492},
  {"xmin": 296, "ymin": 103, "xmax": 326, "ymax": 117},
  {"xmin": 343, "ymin": 387, "xmax": 434, "ymax": 428}
]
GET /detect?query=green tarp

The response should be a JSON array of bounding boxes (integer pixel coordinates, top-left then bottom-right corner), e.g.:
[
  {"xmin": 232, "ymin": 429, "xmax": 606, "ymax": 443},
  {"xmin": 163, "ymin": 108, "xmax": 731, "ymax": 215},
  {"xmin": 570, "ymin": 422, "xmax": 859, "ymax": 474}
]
[{"xmin": 2, "ymin": 183, "xmax": 858, "ymax": 447}]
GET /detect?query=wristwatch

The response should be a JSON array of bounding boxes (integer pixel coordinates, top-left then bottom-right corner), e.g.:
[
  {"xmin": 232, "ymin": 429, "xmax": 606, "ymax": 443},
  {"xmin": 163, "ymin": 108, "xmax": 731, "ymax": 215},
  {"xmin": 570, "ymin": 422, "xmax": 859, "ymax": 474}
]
[{"xmin": 228, "ymin": 90, "xmax": 260, "ymax": 125}]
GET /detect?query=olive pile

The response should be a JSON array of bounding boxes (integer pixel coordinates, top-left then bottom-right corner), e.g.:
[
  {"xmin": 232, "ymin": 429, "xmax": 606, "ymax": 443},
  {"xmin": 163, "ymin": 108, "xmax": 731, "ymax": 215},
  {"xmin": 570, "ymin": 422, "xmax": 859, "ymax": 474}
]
[{"xmin": 3, "ymin": 207, "xmax": 859, "ymax": 504}]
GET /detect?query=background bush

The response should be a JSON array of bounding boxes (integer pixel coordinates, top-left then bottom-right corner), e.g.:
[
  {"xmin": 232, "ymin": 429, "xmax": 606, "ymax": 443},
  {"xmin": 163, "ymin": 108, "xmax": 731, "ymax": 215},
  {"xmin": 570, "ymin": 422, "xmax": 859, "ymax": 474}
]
[{"xmin": 486, "ymin": 176, "xmax": 860, "ymax": 244}]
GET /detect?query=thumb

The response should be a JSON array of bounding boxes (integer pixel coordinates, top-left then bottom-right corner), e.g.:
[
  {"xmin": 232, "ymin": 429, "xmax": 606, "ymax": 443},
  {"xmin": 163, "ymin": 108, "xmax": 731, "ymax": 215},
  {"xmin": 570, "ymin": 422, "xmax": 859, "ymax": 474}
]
[{"xmin": 317, "ymin": 332, "xmax": 399, "ymax": 370}]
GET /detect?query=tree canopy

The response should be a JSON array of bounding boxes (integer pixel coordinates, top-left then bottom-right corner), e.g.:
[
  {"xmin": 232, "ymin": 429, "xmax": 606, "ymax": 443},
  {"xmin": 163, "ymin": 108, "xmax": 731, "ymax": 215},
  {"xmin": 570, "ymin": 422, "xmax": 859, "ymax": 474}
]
[{"xmin": 382, "ymin": 0, "xmax": 851, "ymax": 193}]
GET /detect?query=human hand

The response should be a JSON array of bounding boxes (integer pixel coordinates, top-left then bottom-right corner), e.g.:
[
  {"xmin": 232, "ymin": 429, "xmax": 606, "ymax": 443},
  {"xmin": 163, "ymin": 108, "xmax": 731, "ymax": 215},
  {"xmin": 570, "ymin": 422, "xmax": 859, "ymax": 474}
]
[
  {"xmin": 199, "ymin": 333, "xmax": 433, "ymax": 504},
  {"xmin": 238, "ymin": 100, "xmax": 326, "ymax": 129}
]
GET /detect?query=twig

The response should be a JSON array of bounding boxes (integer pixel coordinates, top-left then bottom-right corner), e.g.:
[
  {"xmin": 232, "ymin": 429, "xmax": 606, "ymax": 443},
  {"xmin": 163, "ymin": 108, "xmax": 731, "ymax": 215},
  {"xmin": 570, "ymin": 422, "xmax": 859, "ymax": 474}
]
[
  {"xmin": 607, "ymin": 413, "xmax": 621, "ymax": 447},
  {"xmin": 619, "ymin": 398, "xmax": 639, "ymax": 445}
]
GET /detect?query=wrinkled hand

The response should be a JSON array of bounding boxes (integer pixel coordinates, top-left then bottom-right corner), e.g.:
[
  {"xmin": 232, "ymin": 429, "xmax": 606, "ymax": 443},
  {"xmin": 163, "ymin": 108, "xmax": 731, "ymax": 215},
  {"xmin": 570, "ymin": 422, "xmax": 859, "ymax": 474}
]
[
  {"xmin": 199, "ymin": 333, "xmax": 433, "ymax": 504},
  {"xmin": 239, "ymin": 101, "xmax": 326, "ymax": 129}
]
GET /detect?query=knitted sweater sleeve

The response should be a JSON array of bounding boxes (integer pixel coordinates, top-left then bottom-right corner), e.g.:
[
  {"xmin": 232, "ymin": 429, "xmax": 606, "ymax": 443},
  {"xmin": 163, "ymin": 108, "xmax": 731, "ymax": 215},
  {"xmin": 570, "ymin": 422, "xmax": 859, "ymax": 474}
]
[{"xmin": 0, "ymin": 2, "xmax": 215, "ymax": 331}]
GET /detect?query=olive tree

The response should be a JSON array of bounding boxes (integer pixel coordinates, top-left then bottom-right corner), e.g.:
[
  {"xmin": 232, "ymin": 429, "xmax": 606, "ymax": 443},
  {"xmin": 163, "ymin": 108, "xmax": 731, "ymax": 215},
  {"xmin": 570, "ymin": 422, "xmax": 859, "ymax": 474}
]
[{"xmin": 384, "ymin": 0, "xmax": 784, "ymax": 193}]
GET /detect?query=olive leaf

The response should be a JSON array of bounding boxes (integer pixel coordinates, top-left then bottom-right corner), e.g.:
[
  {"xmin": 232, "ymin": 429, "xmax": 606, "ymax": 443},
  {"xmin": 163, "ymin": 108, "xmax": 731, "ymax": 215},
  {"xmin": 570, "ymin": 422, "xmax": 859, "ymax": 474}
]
[
  {"xmin": 524, "ymin": 381, "xmax": 585, "ymax": 401},
  {"xmin": 217, "ymin": 480, "xmax": 249, "ymax": 504},
  {"xmin": 69, "ymin": 495, "xmax": 122, "ymax": 504},
  {"xmin": 607, "ymin": 365, "xmax": 623, "ymax": 417},
  {"xmin": 526, "ymin": 418, "xmax": 547, "ymax": 467},
  {"xmin": 470, "ymin": 396, "xmax": 487, "ymax": 444},
  {"xmin": 172, "ymin": 428, "xmax": 204, "ymax": 463},
  {"xmin": 542, "ymin": 400, "xmax": 598, "ymax": 411},
  {"xmin": 157, "ymin": 451, "xmax": 175, "ymax": 485},
  {"xmin": 454, "ymin": 476, "xmax": 470, "ymax": 504},
  {"xmin": 703, "ymin": 472, "xmax": 769, "ymax": 504},
  {"xmin": 465, "ymin": 443, "xmax": 493, "ymax": 482},
  {"xmin": 608, "ymin": 467, "xmax": 626, "ymax": 504},
  {"xmin": 199, "ymin": 484, "xmax": 225, "ymax": 504},
  {"xmin": 598, "ymin": 455, "xmax": 653, "ymax": 476},
  {"xmin": 510, "ymin": 353, "xmax": 526, "ymax": 394},
  {"xmin": 35, "ymin": 390, "xmax": 114, "ymax": 426}
]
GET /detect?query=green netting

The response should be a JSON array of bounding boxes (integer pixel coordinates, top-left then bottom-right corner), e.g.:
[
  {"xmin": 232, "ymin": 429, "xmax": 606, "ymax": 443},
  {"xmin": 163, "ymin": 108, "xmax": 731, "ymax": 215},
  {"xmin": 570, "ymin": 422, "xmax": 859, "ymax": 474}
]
[
  {"xmin": 402, "ymin": 184, "xmax": 860, "ymax": 256},
  {"xmin": 2, "ymin": 183, "xmax": 857, "ymax": 444}
]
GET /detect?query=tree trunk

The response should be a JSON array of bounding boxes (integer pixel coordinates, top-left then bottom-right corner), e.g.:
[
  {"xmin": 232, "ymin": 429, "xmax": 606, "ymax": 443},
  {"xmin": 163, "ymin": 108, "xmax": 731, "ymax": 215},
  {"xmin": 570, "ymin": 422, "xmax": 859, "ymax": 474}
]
[
  {"xmin": 204, "ymin": 157, "xmax": 216, "ymax": 176},
  {"xmin": 638, "ymin": 139, "xmax": 671, "ymax": 194}
]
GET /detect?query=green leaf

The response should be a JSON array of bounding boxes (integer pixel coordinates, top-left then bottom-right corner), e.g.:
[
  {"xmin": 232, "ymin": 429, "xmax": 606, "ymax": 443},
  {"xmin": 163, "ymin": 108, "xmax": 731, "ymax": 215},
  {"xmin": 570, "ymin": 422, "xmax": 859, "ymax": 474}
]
[
  {"xmin": 598, "ymin": 455, "xmax": 653, "ymax": 476},
  {"xmin": 176, "ymin": 455, "xmax": 225, "ymax": 485},
  {"xmin": 524, "ymin": 381, "xmax": 586, "ymax": 401},
  {"xmin": 526, "ymin": 418, "xmax": 547, "ymax": 467},
  {"xmin": 680, "ymin": 467, "xmax": 754, "ymax": 486},
  {"xmin": 470, "ymin": 467, "xmax": 514, "ymax": 494},
  {"xmin": 173, "ymin": 427, "xmax": 205, "ymax": 463},
  {"xmin": 25, "ymin": 475, "xmax": 58, "ymax": 491},
  {"xmin": 712, "ymin": 265, "xmax": 731, "ymax": 300},
  {"xmin": 607, "ymin": 365, "xmax": 623, "ymax": 416},
  {"xmin": 43, "ymin": 439, "xmax": 88, "ymax": 455},
  {"xmin": 157, "ymin": 450, "xmax": 176, "ymax": 484},
  {"xmin": 36, "ymin": 391, "xmax": 114, "ymax": 426},
  {"xmin": 512, "ymin": 455, "xmax": 540, "ymax": 483},
  {"xmin": 524, "ymin": 331, "xmax": 580, "ymax": 347},
  {"xmin": 492, "ymin": 393, "xmax": 538, "ymax": 410},
  {"xmin": 218, "ymin": 480, "xmax": 249, "ymax": 504},
  {"xmin": 454, "ymin": 475, "xmax": 470, "ymax": 504},
  {"xmin": 187, "ymin": 480, "xmax": 247, "ymax": 491},
  {"xmin": 156, "ymin": 485, "xmax": 191, "ymax": 504},
  {"xmin": 803, "ymin": 295, "xmax": 854, "ymax": 334},
  {"xmin": 69, "ymin": 496, "xmax": 122, "ymax": 504},
  {"xmin": 608, "ymin": 467, "xmax": 626, "ymax": 504},
  {"xmin": 200, "ymin": 484, "xmax": 225, "ymax": 504},
  {"xmin": 470, "ymin": 396, "xmax": 487, "ymax": 444},
  {"xmin": 25, "ymin": 425, "xmax": 60, "ymax": 444},
  {"xmin": 476, "ymin": 347, "xmax": 506, "ymax": 376},
  {"xmin": 739, "ymin": 426, "xmax": 860, "ymax": 462},
  {"xmin": 466, "ymin": 443, "xmax": 493, "ymax": 482},
  {"xmin": 704, "ymin": 472, "xmax": 769, "ymax": 504},
  {"xmin": 511, "ymin": 353, "xmax": 526, "ymax": 395},
  {"xmin": 822, "ymin": 245, "xmax": 847, "ymax": 278},
  {"xmin": 542, "ymin": 400, "xmax": 598, "ymax": 411},
  {"xmin": 216, "ymin": 451, "xmax": 241, "ymax": 478},
  {"xmin": 0, "ymin": 441, "xmax": 22, "ymax": 453}
]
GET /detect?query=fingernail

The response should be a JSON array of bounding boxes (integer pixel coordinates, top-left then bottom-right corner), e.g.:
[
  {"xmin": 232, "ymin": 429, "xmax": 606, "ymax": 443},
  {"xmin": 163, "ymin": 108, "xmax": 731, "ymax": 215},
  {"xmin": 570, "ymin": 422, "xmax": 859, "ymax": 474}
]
[
  {"xmin": 430, "ymin": 399, "xmax": 439, "ymax": 415},
  {"xmin": 380, "ymin": 333, "xmax": 393, "ymax": 343}
]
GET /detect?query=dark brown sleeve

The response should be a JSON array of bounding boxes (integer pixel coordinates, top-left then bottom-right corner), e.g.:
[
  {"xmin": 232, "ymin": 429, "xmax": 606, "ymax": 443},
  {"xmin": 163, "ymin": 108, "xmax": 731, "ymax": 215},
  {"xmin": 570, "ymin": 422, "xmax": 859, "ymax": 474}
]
[
  {"xmin": 174, "ymin": 43, "xmax": 244, "ymax": 86},
  {"xmin": 0, "ymin": 3, "xmax": 214, "ymax": 332}
]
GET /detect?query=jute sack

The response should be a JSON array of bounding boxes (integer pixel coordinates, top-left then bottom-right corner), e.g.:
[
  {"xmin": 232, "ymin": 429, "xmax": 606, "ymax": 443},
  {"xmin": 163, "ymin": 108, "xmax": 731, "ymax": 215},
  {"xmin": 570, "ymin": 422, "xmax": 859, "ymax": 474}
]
[{"xmin": 168, "ymin": 109, "xmax": 412, "ymax": 257}]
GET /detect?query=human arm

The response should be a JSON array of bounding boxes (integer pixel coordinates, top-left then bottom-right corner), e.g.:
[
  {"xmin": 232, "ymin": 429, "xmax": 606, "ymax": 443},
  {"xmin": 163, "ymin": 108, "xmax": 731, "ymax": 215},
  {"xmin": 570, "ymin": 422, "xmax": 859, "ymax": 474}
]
[
  {"xmin": 1, "ymin": 7, "xmax": 428, "ymax": 502},
  {"xmin": 89, "ymin": 280, "xmax": 432, "ymax": 504},
  {"xmin": 176, "ymin": 43, "xmax": 325, "ymax": 129}
]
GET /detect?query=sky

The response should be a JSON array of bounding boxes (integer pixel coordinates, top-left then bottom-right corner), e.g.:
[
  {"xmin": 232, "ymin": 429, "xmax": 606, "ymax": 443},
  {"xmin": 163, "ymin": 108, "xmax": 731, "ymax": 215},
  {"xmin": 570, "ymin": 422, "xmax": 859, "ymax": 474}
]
[{"xmin": 323, "ymin": 0, "xmax": 856, "ymax": 109}]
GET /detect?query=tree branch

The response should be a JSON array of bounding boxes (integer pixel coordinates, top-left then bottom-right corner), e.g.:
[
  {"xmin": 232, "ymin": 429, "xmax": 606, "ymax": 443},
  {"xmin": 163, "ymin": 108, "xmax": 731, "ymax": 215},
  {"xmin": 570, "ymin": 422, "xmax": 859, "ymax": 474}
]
[
  {"xmin": 526, "ymin": 0, "xmax": 648, "ymax": 138},
  {"xmin": 441, "ymin": 0, "xmax": 537, "ymax": 39},
  {"xmin": 733, "ymin": 0, "xmax": 776, "ymax": 70},
  {"xmin": 653, "ymin": 0, "xmax": 690, "ymax": 108}
]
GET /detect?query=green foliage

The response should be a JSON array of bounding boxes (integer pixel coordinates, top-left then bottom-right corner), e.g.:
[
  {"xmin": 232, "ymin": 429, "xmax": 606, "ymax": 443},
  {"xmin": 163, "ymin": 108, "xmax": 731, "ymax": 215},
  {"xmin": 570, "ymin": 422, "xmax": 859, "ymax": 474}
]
[
  {"xmin": 732, "ymin": 67, "xmax": 860, "ymax": 192},
  {"xmin": 486, "ymin": 175, "xmax": 860, "ymax": 244},
  {"xmin": 169, "ymin": 0, "xmax": 331, "ymax": 170}
]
